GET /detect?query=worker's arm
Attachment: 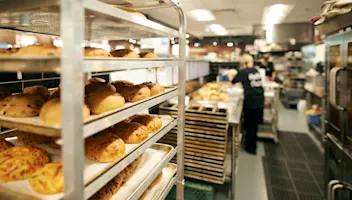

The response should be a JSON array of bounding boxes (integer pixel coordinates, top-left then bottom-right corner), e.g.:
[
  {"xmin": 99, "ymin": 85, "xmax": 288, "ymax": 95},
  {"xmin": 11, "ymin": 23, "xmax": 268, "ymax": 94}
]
[{"xmin": 231, "ymin": 70, "xmax": 242, "ymax": 84}]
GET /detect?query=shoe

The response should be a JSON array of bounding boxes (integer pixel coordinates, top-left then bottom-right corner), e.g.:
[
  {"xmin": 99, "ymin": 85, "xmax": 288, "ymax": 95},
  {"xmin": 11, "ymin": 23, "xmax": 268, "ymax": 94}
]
[{"xmin": 244, "ymin": 146, "xmax": 257, "ymax": 155}]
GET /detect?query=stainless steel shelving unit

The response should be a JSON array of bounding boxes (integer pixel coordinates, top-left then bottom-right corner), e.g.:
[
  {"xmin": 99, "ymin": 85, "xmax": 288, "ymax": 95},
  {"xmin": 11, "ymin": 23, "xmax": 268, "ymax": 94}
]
[{"xmin": 0, "ymin": 0, "xmax": 186, "ymax": 199}]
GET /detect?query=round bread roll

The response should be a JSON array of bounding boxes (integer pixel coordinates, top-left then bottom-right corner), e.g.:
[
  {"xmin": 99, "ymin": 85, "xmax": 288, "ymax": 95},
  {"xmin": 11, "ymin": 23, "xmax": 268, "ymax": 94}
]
[
  {"xmin": 119, "ymin": 85, "xmax": 151, "ymax": 102},
  {"xmin": 111, "ymin": 122, "xmax": 149, "ymax": 144},
  {"xmin": 85, "ymin": 82, "xmax": 116, "ymax": 97},
  {"xmin": 130, "ymin": 115, "xmax": 162, "ymax": 133},
  {"xmin": 85, "ymin": 90, "xmax": 125, "ymax": 115},
  {"xmin": 111, "ymin": 80, "xmax": 134, "ymax": 93},
  {"xmin": 115, "ymin": 5, "xmax": 147, "ymax": 18},
  {"xmin": 90, "ymin": 171, "xmax": 125, "ymax": 200},
  {"xmin": 23, "ymin": 85, "xmax": 50, "ymax": 101},
  {"xmin": 0, "ymin": 140, "xmax": 13, "ymax": 152},
  {"xmin": 0, "ymin": 87, "xmax": 11, "ymax": 103},
  {"xmin": 85, "ymin": 47, "xmax": 112, "ymax": 57},
  {"xmin": 140, "ymin": 82, "xmax": 164, "ymax": 96},
  {"xmin": 0, "ymin": 146, "xmax": 48, "ymax": 182},
  {"xmin": 29, "ymin": 161, "xmax": 63, "ymax": 194},
  {"xmin": 0, "ymin": 94, "xmax": 45, "ymax": 117},
  {"xmin": 16, "ymin": 131, "xmax": 51, "ymax": 145},
  {"xmin": 13, "ymin": 44, "xmax": 60, "ymax": 56},
  {"xmin": 86, "ymin": 132, "xmax": 126, "ymax": 163},
  {"xmin": 110, "ymin": 49, "xmax": 140, "ymax": 58},
  {"xmin": 39, "ymin": 98, "xmax": 90, "ymax": 125},
  {"xmin": 139, "ymin": 52, "xmax": 158, "ymax": 58}
]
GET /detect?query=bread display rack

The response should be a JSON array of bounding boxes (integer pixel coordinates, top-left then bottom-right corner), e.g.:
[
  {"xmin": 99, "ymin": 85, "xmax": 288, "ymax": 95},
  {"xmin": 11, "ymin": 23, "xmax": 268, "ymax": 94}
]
[{"xmin": 0, "ymin": 0, "xmax": 187, "ymax": 200}]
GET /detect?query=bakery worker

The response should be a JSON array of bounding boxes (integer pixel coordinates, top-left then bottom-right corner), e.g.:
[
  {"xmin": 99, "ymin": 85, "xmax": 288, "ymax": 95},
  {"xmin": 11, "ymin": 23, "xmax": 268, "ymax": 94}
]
[
  {"xmin": 260, "ymin": 57, "xmax": 276, "ymax": 80},
  {"xmin": 232, "ymin": 54, "xmax": 264, "ymax": 154}
]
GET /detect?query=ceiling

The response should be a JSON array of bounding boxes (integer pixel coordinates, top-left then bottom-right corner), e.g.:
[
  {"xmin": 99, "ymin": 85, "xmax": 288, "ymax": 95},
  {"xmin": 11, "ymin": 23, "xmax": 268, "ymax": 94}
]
[{"xmin": 145, "ymin": 0, "xmax": 325, "ymax": 37}]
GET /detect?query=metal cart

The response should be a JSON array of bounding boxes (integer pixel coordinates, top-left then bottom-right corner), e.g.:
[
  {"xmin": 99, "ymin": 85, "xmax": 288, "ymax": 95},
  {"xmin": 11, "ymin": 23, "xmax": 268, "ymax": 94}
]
[{"xmin": 0, "ymin": 1, "xmax": 186, "ymax": 199}]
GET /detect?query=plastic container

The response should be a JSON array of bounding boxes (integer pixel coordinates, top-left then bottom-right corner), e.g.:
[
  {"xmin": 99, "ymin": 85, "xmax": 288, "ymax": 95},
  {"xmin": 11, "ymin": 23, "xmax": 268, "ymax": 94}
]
[{"xmin": 308, "ymin": 114, "xmax": 321, "ymax": 125}]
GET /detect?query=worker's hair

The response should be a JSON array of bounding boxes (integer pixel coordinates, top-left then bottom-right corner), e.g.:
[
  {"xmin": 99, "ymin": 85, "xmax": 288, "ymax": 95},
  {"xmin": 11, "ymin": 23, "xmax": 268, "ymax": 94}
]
[
  {"xmin": 263, "ymin": 57, "xmax": 270, "ymax": 62},
  {"xmin": 240, "ymin": 54, "xmax": 254, "ymax": 68}
]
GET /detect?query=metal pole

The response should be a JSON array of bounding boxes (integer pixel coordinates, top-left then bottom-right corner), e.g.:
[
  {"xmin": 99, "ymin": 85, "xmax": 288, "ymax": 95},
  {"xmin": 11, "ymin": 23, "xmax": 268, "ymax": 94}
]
[
  {"xmin": 231, "ymin": 125, "xmax": 237, "ymax": 200},
  {"xmin": 61, "ymin": 0, "xmax": 85, "ymax": 199}
]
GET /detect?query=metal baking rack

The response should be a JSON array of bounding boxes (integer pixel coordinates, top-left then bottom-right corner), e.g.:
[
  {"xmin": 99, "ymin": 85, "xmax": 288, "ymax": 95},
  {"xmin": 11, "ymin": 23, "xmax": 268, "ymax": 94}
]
[{"xmin": 0, "ymin": 0, "xmax": 186, "ymax": 199}]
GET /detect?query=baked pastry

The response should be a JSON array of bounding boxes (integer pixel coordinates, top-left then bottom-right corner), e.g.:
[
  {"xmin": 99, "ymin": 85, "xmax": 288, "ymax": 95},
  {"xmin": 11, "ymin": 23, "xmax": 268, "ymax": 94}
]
[
  {"xmin": 13, "ymin": 44, "xmax": 61, "ymax": 56},
  {"xmin": 39, "ymin": 98, "xmax": 90, "ymax": 125},
  {"xmin": 16, "ymin": 131, "xmax": 51, "ymax": 145},
  {"xmin": 50, "ymin": 89, "xmax": 60, "ymax": 99},
  {"xmin": 29, "ymin": 161, "xmax": 63, "ymax": 194},
  {"xmin": 0, "ymin": 94, "xmax": 45, "ymax": 117},
  {"xmin": 90, "ymin": 171, "xmax": 126, "ymax": 200},
  {"xmin": 85, "ymin": 47, "xmax": 112, "ymax": 57},
  {"xmin": 85, "ymin": 90, "xmax": 125, "ymax": 115},
  {"xmin": 115, "ymin": 5, "xmax": 147, "ymax": 18},
  {"xmin": 140, "ymin": 82, "xmax": 164, "ymax": 96},
  {"xmin": 0, "ymin": 146, "xmax": 48, "ymax": 182},
  {"xmin": 86, "ymin": 77, "xmax": 106, "ymax": 85},
  {"xmin": 130, "ymin": 115, "xmax": 162, "ymax": 133},
  {"xmin": 85, "ymin": 82, "xmax": 116, "ymax": 97},
  {"xmin": 110, "ymin": 49, "xmax": 140, "ymax": 58},
  {"xmin": 0, "ymin": 140, "xmax": 13, "ymax": 152},
  {"xmin": 0, "ymin": 87, "xmax": 11, "ymax": 103},
  {"xmin": 139, "ymin": 52, "xmax": 157, "ymax": 58},
  {"xmin": 111, "ymin": 80, "xmax": 134, "ymax": 93},
  {"xmin": 23, "ymin": 85, "xmax": 50, "ymax": 101},
  {"xmin": 86, "ymin": 132, "xmax": 126, "ymax": 163},
  {"xmin": 111, "ymin": 122, "xmax": 149, "ymax": 144},
  {"xmin": 119, "ymin": 85, "xmax": 151, "ymax": 102}
]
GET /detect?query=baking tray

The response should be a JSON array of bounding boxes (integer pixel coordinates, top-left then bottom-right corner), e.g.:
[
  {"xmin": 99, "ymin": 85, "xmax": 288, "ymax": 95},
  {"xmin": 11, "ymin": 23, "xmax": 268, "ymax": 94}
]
[
  {"xmin": 184, "ymin": 171, "xmax": 225, "ymax": 185},
  {"xmin": 0, "ymin": 86, "xmax": 177, "ymax": 137},
  {"xmin": 0, "ymin": 143, "xmax": 174, "ymax": 200}
]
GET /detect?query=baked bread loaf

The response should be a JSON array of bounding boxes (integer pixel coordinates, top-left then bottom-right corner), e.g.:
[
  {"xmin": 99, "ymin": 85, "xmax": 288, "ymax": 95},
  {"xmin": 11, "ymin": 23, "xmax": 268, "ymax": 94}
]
[
  {"xmin": 23, "ymin": 85, "xmax": 50, "ymax": 101},
  {"xmin": 0, "ymin": 140, "xmax": 13, "ymax": 152},
  {"xmin": 85, "ymin": 47, "xmax": 112, "ymax": 57},
  {"xmin": 16, "ymin": 131, "xmax": 51, "ymax": 145},
  {"xmin": 123, "ymin": 155, "xmax": 142, "ymax": 183},
  {"xmin": 85, "ymin": 82, "xmax": 116, "ymax": 97},
  {"xmin": 139, "ymin": 52, "xmax": 158, "ymax": 58},
  {"xmin": 140, "ymin": 82, "xmax": 164, "ymax": 96},
  {"xmin": 86, "ymin": 77, "xmax": 106, "ymax": 85},
  {"xmin": 115, "ymin": 5, "xmax": 147, "ymax": 18},
  {"xmin": 13, "ymin": 44, "xmax": 60, "ymax": 56},
  {"xmin": 0, "ymin": 146, "xmax": 48, "ymax": 182},
  {"xmin": 110, "ymin": 49, "xmax": 140, "ymax": 58},
  {"xmin": 0, "ymin": 94, "xmax": 45, "ymax": 117},
  {"xmin": 29, "ymin": 161, "xmax": 63, "ymax": 194},
  {"xmin": 85, "ymin": 90, "xmax": 125, "ymax": 115},
  {"xmin": 111, "ymin": 80, "xmax": 134, "ymax": 93},
  {"xmin": 119, "ymin": 85, "xmax": 151, "ymax": 102},
  {"xmin": 90, "ymin": 171, "xmax": 126, "ymax": 200},
  {"xmin": 131, "ymin": 115, "xmax": 162, "ymax": 133},
  {"xmin": 40, "ymin": 98, "xmax": 90, "ymax": 125},
  {"xmin": 139, "ymin": 171, "xmax": 164, "ymax": 200},
  {"xmin": 86, "ymin": 132, "xmax": 126, "ymax": 163},
  {"xmin": 111, "ymin": 122, "xmax": 149, "ymax": 144},
  {"xmin": 0, "ymin": 87, "xmax": 11, "ymax": 103}
]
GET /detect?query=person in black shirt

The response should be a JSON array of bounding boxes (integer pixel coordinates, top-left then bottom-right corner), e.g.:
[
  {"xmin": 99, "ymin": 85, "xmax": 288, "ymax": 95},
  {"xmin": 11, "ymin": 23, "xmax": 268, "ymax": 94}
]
[
  {"xmin": 232, "ymin": 54, "xmax": 264, "ymax": 154},
  {"xmin": 260, "ymin": 57, "xmax": 275, "ymax": 80}
]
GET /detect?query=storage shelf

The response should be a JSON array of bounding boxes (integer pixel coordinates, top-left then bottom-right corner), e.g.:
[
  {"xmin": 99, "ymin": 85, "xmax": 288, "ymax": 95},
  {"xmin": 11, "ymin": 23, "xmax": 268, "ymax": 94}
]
[
  {"xmin": 0, "ymin": 0, "xmax": 178, "ymax": 40},
  {"xmin": 158, "ymin": 175, "xmax": 177, "ymax": 200},
  {"xmin": 84, "ymin": 120, "xmax": 177, "ymax": 199},
  {"xmin": 0, "ymin": 57, "xmax": 178, "ymax": 72}
]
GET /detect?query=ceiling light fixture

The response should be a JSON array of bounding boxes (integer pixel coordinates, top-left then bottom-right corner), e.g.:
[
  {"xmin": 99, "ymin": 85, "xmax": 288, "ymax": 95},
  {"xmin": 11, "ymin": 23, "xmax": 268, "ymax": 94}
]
[
  {"xmin": 227, "ymin": 42, "xmax": 234, "ymax": 47},
  {"xmin": 194, "ymin": 42, "xmax": 200, "ymax": 47},
  {"xmin": 186, "ymin": 40, "xmax": 190, "ymax": 44},
  {"xmin": 186, "ymin": 34, "xmax": 190, "ymax": 38},
  {"xmin": 206, "ymin": 24, "xmax": 228, "ymax": 35},
  {"xmin": 262, "ymin": 4, "xmax": 294, "ymax": 25},
  {"xmin": 213, "ymin": 42, "xmax": 218, "ymax": 46},
  {"xmin": 188, "ymin": 9, "xmax": 215, "ymax": 21}
]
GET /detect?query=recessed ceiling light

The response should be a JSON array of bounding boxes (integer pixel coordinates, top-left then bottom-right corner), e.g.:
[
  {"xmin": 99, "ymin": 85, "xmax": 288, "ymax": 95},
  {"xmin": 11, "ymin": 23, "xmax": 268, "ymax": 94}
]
[
  {"xmin": 227, "ymin": 42, "xmax": 234, "ymax": 47},
  {"xmin": 194, "ymin": 43, "xmax": 200, "ymax": 47},
  {"xmin": 188, "ymin": 9, "xmax": 215, "ymax": 21},
  {"xmin": 262, "ymin": 4, "xmax": 294, "ymax": 25},
  {"xmin": 186, "ymin": 40, "xmax": 190, "ymax": 44},
  {"xmin": 206, "ymin": 24, "xmax": 228, "ymax": 35},
  {"xmin": 186, "ymin": 34, "xmax": 190, "ymax": 38},
  {"xmin": 213, "ymin": 42, "xmax": 218, "ymax": 46}
]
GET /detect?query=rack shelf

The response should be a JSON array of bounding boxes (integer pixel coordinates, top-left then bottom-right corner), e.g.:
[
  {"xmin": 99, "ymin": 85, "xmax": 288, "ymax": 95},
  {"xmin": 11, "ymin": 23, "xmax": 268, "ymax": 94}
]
[{"xmin": 159, "ymin": 175, "xmax": 178, "ymax": 200}]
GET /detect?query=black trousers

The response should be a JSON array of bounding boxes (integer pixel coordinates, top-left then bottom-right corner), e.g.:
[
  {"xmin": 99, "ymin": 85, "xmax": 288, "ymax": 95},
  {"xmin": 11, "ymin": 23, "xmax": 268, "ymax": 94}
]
[{"xmin": 243, "ymin": 106, "xmax": 263, "ymax": 152}]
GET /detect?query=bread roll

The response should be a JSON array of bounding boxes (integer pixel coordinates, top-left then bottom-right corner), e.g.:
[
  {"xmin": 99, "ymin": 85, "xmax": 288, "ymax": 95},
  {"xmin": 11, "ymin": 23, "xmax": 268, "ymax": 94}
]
[
  {"xmin": 86, "ymin": 132, "xmax": 126, "ymax": 163},
  {"xmin": 85, "ymin": 47, "xmax": 112, "ymax": 57},
  {"xmin": 0, "ymin": 87, "xmax": 11, "ymax": 103},
  {"xmin": 16, "ymin": 131, "xmax": 51, "ymax": 145},
  {"xmin": 139, "ymin": 171, "xmax": 164, "ymax": 199},
  {"xmin": 39, "ymin": 98, "xmax": 90, "ymax": 125},
  {"xmin": 85, "ymin": 82, "xmax": 116, "ymax": 97},
  {"xmin": 0, "ymin": 94, "xmax": 45, "ymax": 117},
  {"xmin": 85, "ymin": 90, "xmax": 125, "ymax": 115},
  {"xmin": 119, "ymin": 85, "xmax": 151, "ymax": 102},
  {"xmin": 50, "ymin": 89, "xmax": 60, "ymax": 99},
  {"xmin": 29, "ymin": 161, "xmax": 63, "ymax": 194},
  {"xmin": 139, "ymin": 52, "xmax": 157, "ymax": 58},
  {"xmin": 111, "ymin": 80, "xmax": 134, "ymax": 93},
  {"xmin": 140, "ymin": 82, "xmax": 164, "ymax": 96},
  {"xmin": 131, "ymin": 115, "xmax": 162, "ymax": 133},
  {"xmin": 90, "ymin": 171, "xmax": 126, "ymax": 200},
  {"xmin": 115, "ymin": 5, "xmax": 147, "ymax": 19},
  {"xmin": 111, "ymin": 122, "xmax": 149, "ymax": 144},
  {"xmin": 86, "ymin": 77, "xmax": 106, "ymax": 85},
  {"xmin": 23, "ymin": 85, "xmax": 50, "ymax": 101},
  {"xmin": 110, "ymin": 49, "xmax": 140, "ymax": 58},
  {"xmin": 0, "ymin": 140, "xmax": 13, "ymax": 152},
  {"xmin": 0, "ymin": 146, "xmax": 48, "ymax": 182},
  {"xmin": 13, "ymin": 44, "xmax": 60, "ymax": 56}
]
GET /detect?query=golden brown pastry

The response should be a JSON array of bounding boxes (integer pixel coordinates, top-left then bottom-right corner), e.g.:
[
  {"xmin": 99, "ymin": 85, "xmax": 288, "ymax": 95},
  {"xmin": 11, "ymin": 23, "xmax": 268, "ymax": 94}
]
[
  {"xmin": 39, "ymin": 98, "xmax": 90, "ymax": 125},
  {"xmin": 119, "ymin": 85, "xmax": 151, "ymax": 102},
  {"xmin": 23, "ymin": 85, "xmax": 50, "ymax": 101},
  {"xmin": 29, "ymin": 161, "xmax": 63, "ymax": 194},
  {"xmin": 0, "ymin": 94, "xmax": 45, "ymax": 117},
  {"xmin": 90, "ymin": 171, "xmax": 126, "ymax": 200},
  {"xmin": 86, "ymin": 77, "xmax": 106, "ymax": 85},
  {"xmin": 130, "ymin": 115, "xmax": 162, "ymax": 133},
  {"xmin": 139, "ymin": 171, "xmax": 163, "ymax": 199},
  {"xmin": 85, "ymin": 90, "xmax": 125, "ymax": 115},
  {"xmin": 85, "ymin": 47, "xmax": 112, "ymax": 57},
  {"xmin": 85, "ymin": 82, "xmax": 116, "ymax": 97},
  {"xmin": 0, "ymin": 146, "xmax": 48, "ymax": 182},
  {"xmin": 111, "ymin": 122, "xmax": 149, "ymax": 144},
  {"xmin": 110, "ymin": 49, "xmax": 140, "ymax": 58},
  {"xmin": 140, "ymin": 82, "xmax": 164, "ymax": 96},
  {"xmin": 139, "ymin": 52, "xmax": 158, "ymax": 58},
  {"xmin": 86, "ymin": 132, "xmax": 126, "ymax": 163},
  {"xmin": 13, "ymin": 44, "xmax": 61, "ymax": 56},
  {"xmin": 0, "ymin": 87, "xmax": 11, "ymax": 103},
  {"xmin": 115, "ymin": 5, "xmax": 147, "ymax": 18},
  {"xmin": 111, "ymin": 80, "xmax": 134, "ymax": 93},
  {"xmin": 0, "ymin": 140, "xmax": 13, "ymax": 152},
  {"xmin": 16, "ymin": 131, "xmax": 51, "ymax": 145}
]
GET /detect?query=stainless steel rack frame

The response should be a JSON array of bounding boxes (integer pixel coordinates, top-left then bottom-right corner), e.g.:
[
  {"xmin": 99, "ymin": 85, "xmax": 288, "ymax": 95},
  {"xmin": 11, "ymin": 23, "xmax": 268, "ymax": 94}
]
[{"xmin": 0, "ymin": 0, "xmax": 187, "ymax": 199}]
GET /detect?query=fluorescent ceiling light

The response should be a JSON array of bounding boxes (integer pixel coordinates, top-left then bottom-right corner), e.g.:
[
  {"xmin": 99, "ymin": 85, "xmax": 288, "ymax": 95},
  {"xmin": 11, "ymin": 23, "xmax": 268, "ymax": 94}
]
[
  {"xmin": 262, "ymin": 4, "xmax": 294, "ymax": 25},
  {"xmin": 194, "ymin": 42, "xmax": 200, "ymax": 47},
  {"xmin": 206, "ymin": 24, "xmax": 228, "ymax": 35},
  {"xmin": 188, "ymin": 9, "xmax": 215, "ymax": 21},
  {"xmin": 213, "ymin": 42, "xmax": 217, "ymax": 46},
  {"xmin": 227, "ymin": 42, "xmax": 234, "ymax": 47}
]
